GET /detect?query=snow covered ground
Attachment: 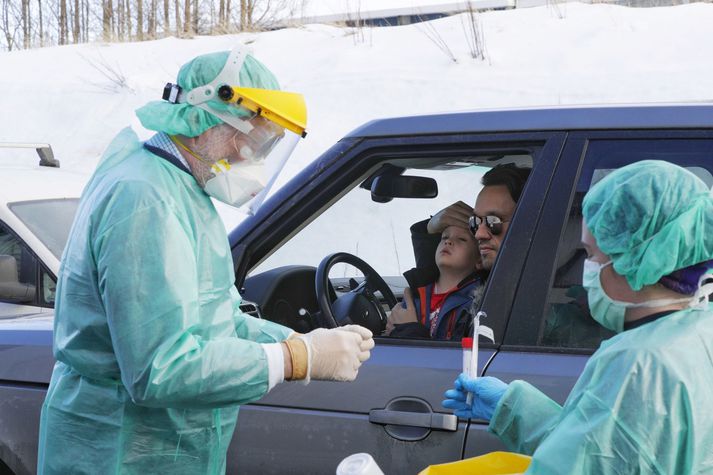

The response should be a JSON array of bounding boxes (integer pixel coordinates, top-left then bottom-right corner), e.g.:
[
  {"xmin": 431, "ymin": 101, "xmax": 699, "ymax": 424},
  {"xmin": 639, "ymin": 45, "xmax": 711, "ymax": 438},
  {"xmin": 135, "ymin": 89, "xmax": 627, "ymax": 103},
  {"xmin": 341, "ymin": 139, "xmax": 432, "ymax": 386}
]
[{"xmin": 1, "ymin": 2, "xmax": 712, "ymax": 227}]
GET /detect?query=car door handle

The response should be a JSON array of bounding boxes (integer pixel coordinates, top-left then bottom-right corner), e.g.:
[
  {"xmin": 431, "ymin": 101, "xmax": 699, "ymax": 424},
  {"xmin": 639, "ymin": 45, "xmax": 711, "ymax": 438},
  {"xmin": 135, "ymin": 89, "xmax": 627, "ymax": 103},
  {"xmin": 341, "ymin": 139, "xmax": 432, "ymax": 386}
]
[{"xmin": 369, "ymin": 409, "xmax": 457, "ymax": 431}]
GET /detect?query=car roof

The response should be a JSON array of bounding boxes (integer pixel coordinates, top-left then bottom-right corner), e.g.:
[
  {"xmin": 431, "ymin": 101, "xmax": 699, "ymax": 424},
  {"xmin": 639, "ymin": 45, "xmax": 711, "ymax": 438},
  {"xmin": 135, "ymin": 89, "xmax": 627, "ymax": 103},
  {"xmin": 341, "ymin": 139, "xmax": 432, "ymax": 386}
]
[
  {"xmin": 0, "ymin": 166, "xmax": 87, "ymax": 204},
  {"xmin": 345, "ymin": 103, "xmax": 713, "ymax": 138}
]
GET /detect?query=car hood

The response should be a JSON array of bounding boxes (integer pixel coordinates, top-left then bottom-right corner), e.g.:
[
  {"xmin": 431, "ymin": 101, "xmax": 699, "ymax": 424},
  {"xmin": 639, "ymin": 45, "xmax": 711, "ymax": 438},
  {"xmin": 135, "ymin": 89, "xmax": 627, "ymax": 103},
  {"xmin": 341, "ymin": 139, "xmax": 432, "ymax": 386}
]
[
  {"xmin": 0, "ymin": 309, "xmax": 54, "ymax": 326},
  {"xmin": 0, "ymin": 310, "xmax": 54, "ymax": 384}
]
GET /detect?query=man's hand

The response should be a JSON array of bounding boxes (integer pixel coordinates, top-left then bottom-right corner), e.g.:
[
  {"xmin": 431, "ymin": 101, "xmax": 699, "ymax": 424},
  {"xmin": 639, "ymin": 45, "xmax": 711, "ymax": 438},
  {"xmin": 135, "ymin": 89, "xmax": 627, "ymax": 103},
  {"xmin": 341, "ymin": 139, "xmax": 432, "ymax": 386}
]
[
  {"xmin": 426, "ymin": 201, "xmax": 472, "ymax": 234},
  {"xmin": 386, "ymin": 287, "xmax": 418, "ymax": 334}
]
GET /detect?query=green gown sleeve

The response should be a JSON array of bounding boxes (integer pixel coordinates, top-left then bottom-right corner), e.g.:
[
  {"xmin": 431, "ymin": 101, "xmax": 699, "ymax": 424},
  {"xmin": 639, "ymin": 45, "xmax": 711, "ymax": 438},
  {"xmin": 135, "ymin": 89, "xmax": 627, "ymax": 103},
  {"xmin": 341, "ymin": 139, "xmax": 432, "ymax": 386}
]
[
  {"xmin": 488, "ymin": 380, "xmax": 564, "ymax": 455},
  {"xmin": 93, "ymin": 181, "xmax": 276, "ymax": 409},
  {"xmin": 230, "ymin": 286, "xmax": 294, "ymax": 343}
]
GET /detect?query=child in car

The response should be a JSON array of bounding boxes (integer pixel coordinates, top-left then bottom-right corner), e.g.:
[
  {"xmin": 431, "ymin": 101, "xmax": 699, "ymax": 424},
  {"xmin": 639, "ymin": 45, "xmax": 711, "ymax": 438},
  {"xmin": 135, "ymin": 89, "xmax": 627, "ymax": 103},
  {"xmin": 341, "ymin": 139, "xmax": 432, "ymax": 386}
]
[{"xmin": 386, "ymin": 225, "xmax": 485, "ymax": 340}]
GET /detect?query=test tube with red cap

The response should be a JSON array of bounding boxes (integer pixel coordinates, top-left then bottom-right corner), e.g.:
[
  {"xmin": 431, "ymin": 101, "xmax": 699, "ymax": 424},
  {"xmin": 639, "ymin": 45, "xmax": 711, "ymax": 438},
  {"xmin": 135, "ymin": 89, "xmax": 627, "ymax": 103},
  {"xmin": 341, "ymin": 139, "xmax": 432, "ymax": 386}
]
[
  {"xmin": 461, "ymin": 337, "xmax": 474, "ymax": 377},
  {"xmin": 461, "ymin": 336, "xmax": 478, "ymax": 407}
]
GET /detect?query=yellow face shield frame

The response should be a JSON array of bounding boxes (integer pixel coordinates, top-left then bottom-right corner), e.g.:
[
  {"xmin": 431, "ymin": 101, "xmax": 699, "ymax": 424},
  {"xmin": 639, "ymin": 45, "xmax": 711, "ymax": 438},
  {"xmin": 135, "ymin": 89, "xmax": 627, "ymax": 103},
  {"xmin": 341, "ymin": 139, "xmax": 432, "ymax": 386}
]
[
  {"xmin": 177, "ymin": 45, "xmax": 308, "ymax": 138},
  {"xmin": 217, "ymin": 86, "xmax": 307, "ymax": 138}
]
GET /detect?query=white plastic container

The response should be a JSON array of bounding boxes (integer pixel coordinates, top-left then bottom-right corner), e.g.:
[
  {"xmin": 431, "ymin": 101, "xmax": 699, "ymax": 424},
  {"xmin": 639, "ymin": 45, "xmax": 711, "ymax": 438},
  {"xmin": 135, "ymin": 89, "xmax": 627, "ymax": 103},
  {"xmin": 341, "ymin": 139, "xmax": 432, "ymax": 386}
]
[{"xmin": 336, "ymin": 453, "xmax": 385, "ymax": 475}]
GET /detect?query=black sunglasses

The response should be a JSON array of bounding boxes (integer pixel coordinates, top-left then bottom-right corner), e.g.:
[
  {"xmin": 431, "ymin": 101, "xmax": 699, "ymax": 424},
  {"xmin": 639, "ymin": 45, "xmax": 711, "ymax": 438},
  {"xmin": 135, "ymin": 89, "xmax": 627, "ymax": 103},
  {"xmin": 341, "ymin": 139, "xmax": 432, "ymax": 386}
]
[{"xmin": 468, "ymin": 215, "xmax": 508, "ymax": 236}]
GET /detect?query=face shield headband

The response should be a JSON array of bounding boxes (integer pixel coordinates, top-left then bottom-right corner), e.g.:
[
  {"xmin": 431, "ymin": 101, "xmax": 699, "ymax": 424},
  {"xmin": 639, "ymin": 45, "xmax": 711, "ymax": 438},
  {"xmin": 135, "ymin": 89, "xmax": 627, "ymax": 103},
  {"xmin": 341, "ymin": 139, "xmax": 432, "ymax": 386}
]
[{"xmin": 162, "ymin": 46, "xmax": 308, "ymax": 139}]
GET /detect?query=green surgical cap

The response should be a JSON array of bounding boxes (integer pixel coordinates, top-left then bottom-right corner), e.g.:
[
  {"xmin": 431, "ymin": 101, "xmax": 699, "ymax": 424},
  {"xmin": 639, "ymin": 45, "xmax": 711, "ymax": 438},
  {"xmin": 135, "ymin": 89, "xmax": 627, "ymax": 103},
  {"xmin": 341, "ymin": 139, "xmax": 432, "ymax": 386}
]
[
  {"xmin": 136, "ymin": 50, "xmax": 280, "ymax": 137},
  {"xmin": 583, "ymin": 160, "xmax": 713, "ymax": 291}
]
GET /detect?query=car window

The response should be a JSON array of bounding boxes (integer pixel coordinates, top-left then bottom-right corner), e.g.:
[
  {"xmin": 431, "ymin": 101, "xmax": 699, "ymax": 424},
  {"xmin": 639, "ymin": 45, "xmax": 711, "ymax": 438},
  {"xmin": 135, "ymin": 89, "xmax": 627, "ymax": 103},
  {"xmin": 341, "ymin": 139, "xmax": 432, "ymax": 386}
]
[
  {"xmin": 0, "ymin": 223, "xmax": 39, "ymax": 305},
  {"xmin": 8, "ymin": 198, "xmax": 79, "ymax": 261},
  {"xmin": 247, "ymin": 148, "xmax": 537, "ymax": 342},
  {"xmin": 41, "ymin": 268, "xmax": 57, "ymax": 306},
  {"xmin": 536, "ymin": 138, "xmax": 713, "ymax": 350},
  {"xmin": 252, "ymin": 166, "xmax": 487, "ymax": 279}
]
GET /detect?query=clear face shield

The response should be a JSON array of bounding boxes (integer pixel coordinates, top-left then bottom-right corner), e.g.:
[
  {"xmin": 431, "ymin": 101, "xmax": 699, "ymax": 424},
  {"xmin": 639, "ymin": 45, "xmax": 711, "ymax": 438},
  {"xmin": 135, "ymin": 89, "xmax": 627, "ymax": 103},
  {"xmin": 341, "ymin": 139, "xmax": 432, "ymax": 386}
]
[
  {"xmin": 195, "ymin": 117, "xmax": 300, "ymax": 213},
  {"xmin": 163, "ymin": 45, "xmax": 307, "ymax": 213}
]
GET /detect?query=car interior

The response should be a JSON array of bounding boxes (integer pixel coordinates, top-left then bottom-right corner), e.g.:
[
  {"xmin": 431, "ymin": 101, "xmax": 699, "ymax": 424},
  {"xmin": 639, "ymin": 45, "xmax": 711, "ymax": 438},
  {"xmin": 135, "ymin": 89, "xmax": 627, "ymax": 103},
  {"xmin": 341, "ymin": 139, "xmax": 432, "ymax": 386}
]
[
  {"xmin": 241, "ymin": 150, "xmax": 535, "ymax": 340},
  {"xmin": 0, "ymin": 227, "xmax": 38, "ymax": 304}
]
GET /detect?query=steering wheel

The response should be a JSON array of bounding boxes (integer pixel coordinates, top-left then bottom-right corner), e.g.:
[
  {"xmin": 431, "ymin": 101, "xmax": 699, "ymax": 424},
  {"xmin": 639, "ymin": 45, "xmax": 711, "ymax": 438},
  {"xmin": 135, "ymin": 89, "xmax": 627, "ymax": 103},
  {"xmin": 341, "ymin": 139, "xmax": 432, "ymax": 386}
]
[{"xmin": 315, "ymin": 252, "xmax": 398, "ymax": 334}]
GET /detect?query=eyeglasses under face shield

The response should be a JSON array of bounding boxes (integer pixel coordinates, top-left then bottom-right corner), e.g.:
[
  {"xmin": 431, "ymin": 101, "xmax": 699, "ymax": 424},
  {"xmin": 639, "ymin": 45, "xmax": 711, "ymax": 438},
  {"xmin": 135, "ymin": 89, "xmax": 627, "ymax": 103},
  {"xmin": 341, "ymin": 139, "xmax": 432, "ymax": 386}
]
[
  {"xmin": 224, "ymin": 115, "xmax": 286, "ymax": 165},
  {"xmin": 469, "ymin": 215, "xmax": 509, "ymax": 236}
]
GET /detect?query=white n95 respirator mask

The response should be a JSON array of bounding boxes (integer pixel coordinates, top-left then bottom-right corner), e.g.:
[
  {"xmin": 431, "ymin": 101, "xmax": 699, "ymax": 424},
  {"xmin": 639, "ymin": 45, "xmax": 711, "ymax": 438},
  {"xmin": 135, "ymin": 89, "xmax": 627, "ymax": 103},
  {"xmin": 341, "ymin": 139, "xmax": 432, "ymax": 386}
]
[{"xmin": 204, "ymin": 159, "xmax": 266, "ymax": 208}]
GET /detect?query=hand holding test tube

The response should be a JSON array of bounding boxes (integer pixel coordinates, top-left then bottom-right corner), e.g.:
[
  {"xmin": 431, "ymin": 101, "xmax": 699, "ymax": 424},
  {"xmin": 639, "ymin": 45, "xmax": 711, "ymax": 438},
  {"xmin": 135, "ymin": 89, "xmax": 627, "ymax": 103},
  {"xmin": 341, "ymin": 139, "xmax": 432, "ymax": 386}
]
[{"xmin": 465, "ymin": 311, "xmax": 494, "ymax": 407}]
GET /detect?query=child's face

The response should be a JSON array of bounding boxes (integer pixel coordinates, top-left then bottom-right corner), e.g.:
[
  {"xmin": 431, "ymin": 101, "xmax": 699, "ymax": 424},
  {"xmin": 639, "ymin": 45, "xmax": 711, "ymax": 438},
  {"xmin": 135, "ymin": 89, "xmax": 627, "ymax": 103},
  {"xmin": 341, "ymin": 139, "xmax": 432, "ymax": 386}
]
[{"xmin": 435, "ymin": 225, "xmax": 482, "ymax": 273}]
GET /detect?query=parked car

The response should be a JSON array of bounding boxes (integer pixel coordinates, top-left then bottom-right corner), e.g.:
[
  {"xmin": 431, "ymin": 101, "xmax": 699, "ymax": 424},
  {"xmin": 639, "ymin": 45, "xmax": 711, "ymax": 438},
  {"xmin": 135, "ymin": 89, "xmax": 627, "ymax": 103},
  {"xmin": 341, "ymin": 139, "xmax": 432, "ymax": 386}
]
[
  {"xmin": 0, "ymin": 144, "xmax": 87, "ymax": 474},
  {"xmin": 1, "ymin": 104, "xmax": 713, "ymax": 475},
  {"xmin": 0, "ymin": 144, "xmax": 85, "ymax": 315}
]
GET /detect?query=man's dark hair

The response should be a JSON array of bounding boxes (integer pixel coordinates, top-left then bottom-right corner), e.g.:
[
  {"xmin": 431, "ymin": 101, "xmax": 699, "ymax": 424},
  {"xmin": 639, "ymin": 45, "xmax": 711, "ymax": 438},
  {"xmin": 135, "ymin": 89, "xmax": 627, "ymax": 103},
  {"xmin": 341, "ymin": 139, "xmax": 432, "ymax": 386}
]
[{"xmin": 481, "ymin": 164, "xmax": 531, "ymax": 203}]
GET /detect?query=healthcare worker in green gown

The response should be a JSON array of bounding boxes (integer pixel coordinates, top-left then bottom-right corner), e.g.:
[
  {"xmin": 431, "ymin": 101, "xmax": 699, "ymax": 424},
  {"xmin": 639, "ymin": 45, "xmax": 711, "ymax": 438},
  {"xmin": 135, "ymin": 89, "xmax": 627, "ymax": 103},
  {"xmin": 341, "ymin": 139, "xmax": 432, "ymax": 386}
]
[
  {"xmin": 37, "ymin": 46, "xmax": 374, "ymax": 474},
  {"xmin": 443, "ymin": 160, "xmax": 713, "ymax": 473}
]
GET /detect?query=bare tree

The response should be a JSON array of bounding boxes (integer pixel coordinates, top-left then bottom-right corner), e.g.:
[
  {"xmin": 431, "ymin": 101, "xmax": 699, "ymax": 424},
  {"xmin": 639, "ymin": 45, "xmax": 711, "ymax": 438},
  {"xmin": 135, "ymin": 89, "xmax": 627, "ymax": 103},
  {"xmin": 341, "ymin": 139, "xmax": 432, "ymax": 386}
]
[
  {"xmin": 246, "ymin": 0, "xmax": 254, "ymax": 29},
  {"xmin": 243, "ymin": 0, "xmax": 298, "ymax": 32},
  {"xmin": 174, "ymin": 0, "xmax": 180, "ymax": 35},
  {"xmin": 183, "ymin": 0, "xmax": 189, "ymax": 34},
  {"xmin": 125, "ymin": 0, "xmax": 131, "ymax": 40},
  {"xmin": 225, "ymin": 0, "xmax": 230, "ymax": 30},
  {"xmin": 162, "ymin": 0, "xmax": 168, "ymax": 36},
  {"xmin": 21, "ymin": 0, "xmax": 30, "ymax": 48},
  {"xmin": 59, "ymin": 0, "xmax": 67, "ymax": 44},
  {"xmin": 114, "ymin": 0, "xmax": 119, "ymax": 39},
  {"xmin": 37, "ymin": 0, "xmax": 44, "ymax": 45},
  {"xmin": 80, "ymin": 0, "xmax": 85, "ymax": 42},
  {"xmin": 1, "ymin": 0, "xmax": 313, "ymax": 49},
  {"xmin": 102, "ymin": 0, "xmax": 112, "ymax": 41},
  {"xmin": 147, "ymin": 0, "xmax": 156, "ymax": 38},
  {"xmin": 137, "ymin": 0, "xmax": 144, "ymax": 40},
  {"xmin": 239, "ymin": 0, "xmax": 246, "ymax": 30},
  {"xmin": 1, "ymin": 0, "xmax": 20, "ymax": 51},
  {"xmin": 72, "ymin": 0, "xmax": 79, "ymax": 42},
  {"xmin": 218, "ymin": 0, "xmax": 225, "ymax": 31}
]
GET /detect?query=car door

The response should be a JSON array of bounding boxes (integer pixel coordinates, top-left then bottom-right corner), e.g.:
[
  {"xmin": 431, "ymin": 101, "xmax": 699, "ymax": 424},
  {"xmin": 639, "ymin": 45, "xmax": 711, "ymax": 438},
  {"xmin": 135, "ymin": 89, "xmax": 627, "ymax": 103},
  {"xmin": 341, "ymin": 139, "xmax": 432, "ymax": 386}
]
[
  {"xmin": 227, "ymin": 130, "xmax": 566, "ymax": 474},
  {"xmin": 478, "ymin": 129, "xmax": 713, "ymax": 454}
]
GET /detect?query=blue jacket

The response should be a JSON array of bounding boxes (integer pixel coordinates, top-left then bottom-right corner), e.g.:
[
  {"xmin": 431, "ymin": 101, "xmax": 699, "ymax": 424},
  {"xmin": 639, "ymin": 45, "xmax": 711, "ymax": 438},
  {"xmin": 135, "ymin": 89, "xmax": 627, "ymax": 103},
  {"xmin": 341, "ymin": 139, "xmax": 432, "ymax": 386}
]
[{"xmin": 391, "ymin": 275, "xmax": 483, "ymax": 340}]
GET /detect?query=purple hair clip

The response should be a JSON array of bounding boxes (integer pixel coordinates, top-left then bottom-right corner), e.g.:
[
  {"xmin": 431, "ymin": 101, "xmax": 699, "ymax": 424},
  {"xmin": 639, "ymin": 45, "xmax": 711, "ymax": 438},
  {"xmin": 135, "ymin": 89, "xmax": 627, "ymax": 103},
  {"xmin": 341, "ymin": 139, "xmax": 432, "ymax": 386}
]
[{"xmin": 659, "ymin": 260, "xmax": 713, "ymax": 295}]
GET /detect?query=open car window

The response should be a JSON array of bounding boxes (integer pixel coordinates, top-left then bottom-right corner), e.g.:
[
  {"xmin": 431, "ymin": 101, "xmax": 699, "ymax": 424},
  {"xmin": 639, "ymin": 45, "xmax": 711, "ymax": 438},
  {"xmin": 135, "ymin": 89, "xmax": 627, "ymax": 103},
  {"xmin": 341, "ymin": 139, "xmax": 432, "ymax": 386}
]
[
  {"xmin": 252, "ymin": 166, "xmax": 486, "ymax": 279},
  {"xmin": 245, "ymin": 149, "xmax": 536, "ymax": 342}
]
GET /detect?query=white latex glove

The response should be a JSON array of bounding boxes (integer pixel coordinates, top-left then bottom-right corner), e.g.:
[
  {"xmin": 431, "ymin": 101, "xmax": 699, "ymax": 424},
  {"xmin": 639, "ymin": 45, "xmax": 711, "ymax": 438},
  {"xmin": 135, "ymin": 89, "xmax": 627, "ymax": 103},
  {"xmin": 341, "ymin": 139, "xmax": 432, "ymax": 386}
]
[
  {"xmin": 337, "ymin": 324, "xmax": 375, "ymax": 356},
  {"xmin": 298, "ymin": 327, "xmax": 373, "ymax": 382}
]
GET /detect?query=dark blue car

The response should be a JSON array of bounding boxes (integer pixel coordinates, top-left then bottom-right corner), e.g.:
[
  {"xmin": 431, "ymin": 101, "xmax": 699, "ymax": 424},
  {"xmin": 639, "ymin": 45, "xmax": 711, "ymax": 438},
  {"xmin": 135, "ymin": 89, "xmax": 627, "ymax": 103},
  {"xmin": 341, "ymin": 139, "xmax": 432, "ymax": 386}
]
[{"xmin": 2, "ymin": 104, "xmax": 713, "ymax": 474}]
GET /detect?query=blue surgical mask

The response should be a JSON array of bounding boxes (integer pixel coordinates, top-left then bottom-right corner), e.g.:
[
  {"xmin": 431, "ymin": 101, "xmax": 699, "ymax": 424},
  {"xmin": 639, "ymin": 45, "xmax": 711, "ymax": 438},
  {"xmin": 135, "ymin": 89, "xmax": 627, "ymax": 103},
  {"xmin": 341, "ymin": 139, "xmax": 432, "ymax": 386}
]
[{"xmin": 582, "ymin": 259, "xmax": 697, "ymax": 333}]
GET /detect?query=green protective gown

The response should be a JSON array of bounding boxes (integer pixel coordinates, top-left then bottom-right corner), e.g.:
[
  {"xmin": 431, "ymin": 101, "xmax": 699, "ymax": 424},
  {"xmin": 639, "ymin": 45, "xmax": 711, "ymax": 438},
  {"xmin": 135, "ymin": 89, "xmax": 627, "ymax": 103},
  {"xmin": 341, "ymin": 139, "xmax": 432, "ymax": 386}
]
[
  {"xmin": 489, "ymin": 305, "xmax": 713, "ymax": 474},
  {"xmin": 37, "ymin": 128, "xmax": 293, "ymax": 474}
]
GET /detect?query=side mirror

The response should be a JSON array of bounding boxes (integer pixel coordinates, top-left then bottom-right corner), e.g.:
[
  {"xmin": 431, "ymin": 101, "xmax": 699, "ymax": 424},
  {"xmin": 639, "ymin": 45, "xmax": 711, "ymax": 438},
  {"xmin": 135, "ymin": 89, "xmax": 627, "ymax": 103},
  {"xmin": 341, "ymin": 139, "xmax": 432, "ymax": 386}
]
[{"xmin": 370, "ymin": 175, "xmax": 438, "ymax": 203}]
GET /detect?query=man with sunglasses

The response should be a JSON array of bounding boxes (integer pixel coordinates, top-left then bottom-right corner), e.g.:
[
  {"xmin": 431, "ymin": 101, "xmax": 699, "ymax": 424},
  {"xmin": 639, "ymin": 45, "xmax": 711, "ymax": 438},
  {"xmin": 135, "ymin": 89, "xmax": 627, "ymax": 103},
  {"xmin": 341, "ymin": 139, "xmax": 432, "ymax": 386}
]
[
  {"xmin": 37, "ymin": 47, "xmax": 374, "ymax": 475},
  {"xmin": 388, "ymin": 165, "xmax": 530, "ymax": 339},
  {"xmin": 412, "ymin": 164, "xmax": 531, "ymax": 275}
]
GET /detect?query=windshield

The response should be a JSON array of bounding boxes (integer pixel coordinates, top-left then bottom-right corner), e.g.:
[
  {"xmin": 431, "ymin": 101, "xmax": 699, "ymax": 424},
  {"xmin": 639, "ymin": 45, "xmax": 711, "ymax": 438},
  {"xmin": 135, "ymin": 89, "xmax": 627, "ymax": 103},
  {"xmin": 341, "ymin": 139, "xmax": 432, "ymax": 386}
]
[{"xmin": 9, "ymin": 198, "xmax": 79, "ymax": 260}]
